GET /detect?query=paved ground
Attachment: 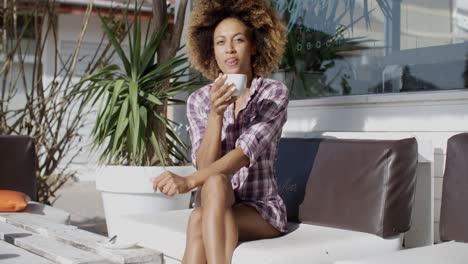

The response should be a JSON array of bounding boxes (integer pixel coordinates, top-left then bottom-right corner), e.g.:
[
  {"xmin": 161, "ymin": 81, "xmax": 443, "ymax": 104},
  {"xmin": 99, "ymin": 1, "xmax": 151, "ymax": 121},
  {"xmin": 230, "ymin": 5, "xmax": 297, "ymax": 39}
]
[{"xmin": 52, "ymin": 181, "xmax": 108, "ymax": 236}]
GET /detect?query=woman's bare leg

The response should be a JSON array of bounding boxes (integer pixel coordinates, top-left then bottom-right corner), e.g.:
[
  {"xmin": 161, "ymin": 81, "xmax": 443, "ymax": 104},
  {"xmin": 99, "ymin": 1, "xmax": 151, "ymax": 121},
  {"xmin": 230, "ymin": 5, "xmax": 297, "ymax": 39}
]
[
  {"xmin": 191, "ymin": 174, "xmax": 281, "ymax": 264},
  {"xmin": 234, "ymin": 204, "xmax": 282, "ymax": 240},
  {"xmin": 204, "ymin": 203, "xmax": 282, "ymax": 264},
  {"xmin": 224, "ymin": 204, "xmax": 283, "ymax": 262},
  {"xmin": 182, "ymin": 207, "xmax": 206, "ymax": 264},
  {"xmin": 200, "ymin": 174, "xmax": 235, "ymax": 264},
  {"xmin": 223, "ymin": 208, "xmax": 238, "ymax": 263}
]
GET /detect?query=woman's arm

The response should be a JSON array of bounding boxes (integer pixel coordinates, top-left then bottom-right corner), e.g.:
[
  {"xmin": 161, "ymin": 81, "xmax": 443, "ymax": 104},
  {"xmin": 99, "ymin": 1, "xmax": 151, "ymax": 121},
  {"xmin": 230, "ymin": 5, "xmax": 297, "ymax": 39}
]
[
  {"xmin": 188, "ymin": 147, "xmax": 249, "ymax": 189},
  {"xmin": 152, "ymin": 147, "xmax": 248, "ymax": 195},
  {"xmin": 194, "ymin": 74, "xmax": 236, "ymax": 169}
]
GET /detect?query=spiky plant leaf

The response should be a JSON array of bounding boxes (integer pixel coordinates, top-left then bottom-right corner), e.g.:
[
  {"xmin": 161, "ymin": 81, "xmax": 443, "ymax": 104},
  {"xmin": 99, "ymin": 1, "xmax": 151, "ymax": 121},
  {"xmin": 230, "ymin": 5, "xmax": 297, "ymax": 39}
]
[{"xmin": 74, "ymin": 3, "xmax": 202, "ymax": 166}]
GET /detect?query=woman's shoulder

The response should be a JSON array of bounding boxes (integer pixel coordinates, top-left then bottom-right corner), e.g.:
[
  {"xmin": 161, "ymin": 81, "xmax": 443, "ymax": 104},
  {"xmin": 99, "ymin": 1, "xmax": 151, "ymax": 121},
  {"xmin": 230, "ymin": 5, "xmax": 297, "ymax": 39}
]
[
  {"xmin": 188, "ymin": 83, "xmax": 212, "ymax": 106},
  {"xmin": 255, "ymin": 76, "xmax": 289, "ymax": 99}
]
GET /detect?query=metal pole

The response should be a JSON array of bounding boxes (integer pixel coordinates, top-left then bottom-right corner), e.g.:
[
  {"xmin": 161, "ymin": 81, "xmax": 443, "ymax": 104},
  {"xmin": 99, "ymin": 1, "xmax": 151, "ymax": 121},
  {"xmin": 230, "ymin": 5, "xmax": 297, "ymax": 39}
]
[{"xmin": 384, "ymin": 0, "xmax": 401, "ymax": 55}]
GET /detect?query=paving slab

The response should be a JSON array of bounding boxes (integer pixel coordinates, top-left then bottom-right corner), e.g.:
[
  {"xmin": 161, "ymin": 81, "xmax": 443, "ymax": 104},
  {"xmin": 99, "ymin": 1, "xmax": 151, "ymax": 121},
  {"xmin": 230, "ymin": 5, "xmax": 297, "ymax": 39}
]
[{"xmin": 53, "ymin": 181, "xmax": 107, "ymax": 236}]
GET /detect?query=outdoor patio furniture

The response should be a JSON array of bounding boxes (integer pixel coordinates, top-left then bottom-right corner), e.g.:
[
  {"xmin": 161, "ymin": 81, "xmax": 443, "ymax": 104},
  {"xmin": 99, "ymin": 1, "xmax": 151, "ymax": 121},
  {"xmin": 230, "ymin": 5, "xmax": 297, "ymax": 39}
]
[
  {"xmin": 0, "ymin": 135, "xmax": 70, "ymax": 224},
  {"xmin": 334, "ymin": 132, "xmax": 468, "ymax": 264},
  {"xmin": 113, "ymin": 137, "xmax": 421, "ymax": 264},
  {"xmin": 0, "ymin": 135, "xmax": 37, "ymax": 200},
  {"xmin": 0, "ymin": 136, "xmax": 165, "ymax": 263},
  {"xmin": 0, "ymin": 210, "xmax": 163, "ymax": 263}
]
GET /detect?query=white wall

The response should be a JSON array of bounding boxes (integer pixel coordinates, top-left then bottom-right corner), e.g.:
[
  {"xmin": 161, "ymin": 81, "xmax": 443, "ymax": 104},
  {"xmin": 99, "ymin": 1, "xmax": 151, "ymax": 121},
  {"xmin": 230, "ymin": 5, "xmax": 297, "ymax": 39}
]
[{"xmin": 282, "ymin": 90, "xmax": 468, "ymax": 242}]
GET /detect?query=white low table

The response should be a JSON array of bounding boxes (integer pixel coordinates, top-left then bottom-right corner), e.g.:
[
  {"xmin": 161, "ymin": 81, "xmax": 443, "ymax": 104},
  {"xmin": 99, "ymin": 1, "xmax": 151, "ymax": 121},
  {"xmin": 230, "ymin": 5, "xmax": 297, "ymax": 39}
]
[
  {"xmin": 114, "ymin": 209, "xmax": 402, "ymax": 264},
  {"xmin": 0, "ymin": 207, "xmax": 162, "ymax": 264},
  {"xmin": 335, "ymin": 241, "xmax": 468, "ymax": 264}
]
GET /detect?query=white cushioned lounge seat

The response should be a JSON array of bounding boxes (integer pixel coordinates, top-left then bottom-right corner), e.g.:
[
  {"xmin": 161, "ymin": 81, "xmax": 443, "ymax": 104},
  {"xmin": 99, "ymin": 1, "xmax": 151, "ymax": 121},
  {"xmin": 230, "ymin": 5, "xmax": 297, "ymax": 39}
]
[
  {"xmin": 113, "ymin": 138, "xmax": 420, "ymax": 264},
  {"xmin": 116, "ymin": 209, "xmax": 401, "ymax": 264}
]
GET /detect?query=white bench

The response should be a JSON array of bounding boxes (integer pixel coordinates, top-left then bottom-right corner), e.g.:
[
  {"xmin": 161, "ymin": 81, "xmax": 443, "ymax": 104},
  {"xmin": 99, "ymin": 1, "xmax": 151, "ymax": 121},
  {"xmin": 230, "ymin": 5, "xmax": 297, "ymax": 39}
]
[
  {"xmin": 335, "ymin": 241, "xmax": 468, "ymax": 264},
  {"xmin": 112, "ymin": 137, "xmax": 427, "ymax": 264},
  {"xmin": 115, "ymin": 209, "xmax": 401, "ymax": 264}
]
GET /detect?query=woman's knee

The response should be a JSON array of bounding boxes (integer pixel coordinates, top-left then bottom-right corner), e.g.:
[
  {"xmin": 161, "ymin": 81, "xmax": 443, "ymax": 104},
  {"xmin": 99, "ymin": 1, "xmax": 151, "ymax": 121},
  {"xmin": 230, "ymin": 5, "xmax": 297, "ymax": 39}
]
[
  {"xmin": 201, "ymin": 174, "xmax": 229, "ymax": 195},
  {"xmin": 201, "ymin": 174, "xmax": 234, "ymax": 207},
  {"xmin": 205, "ymin": 173, "xmax": 229, "ymax": 186}
]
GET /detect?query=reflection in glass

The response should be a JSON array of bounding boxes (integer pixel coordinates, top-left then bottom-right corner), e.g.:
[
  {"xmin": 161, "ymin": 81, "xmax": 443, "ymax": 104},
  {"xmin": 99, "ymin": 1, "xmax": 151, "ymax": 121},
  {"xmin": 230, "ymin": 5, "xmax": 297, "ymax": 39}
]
[
  {"xmin": 464, "ymin": 53, "xmax": 468, "ymax": 88},
  {"xmin": 273, "ymin": 0, "xmax": 468, "ymax": 100}
]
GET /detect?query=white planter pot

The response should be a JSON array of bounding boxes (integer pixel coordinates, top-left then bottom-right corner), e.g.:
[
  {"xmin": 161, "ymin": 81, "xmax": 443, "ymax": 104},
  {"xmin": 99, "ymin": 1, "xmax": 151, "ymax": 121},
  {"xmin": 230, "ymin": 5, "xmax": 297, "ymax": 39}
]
[{"xmin": 95, "ymin": 165, "xmax": 196, "ymax": 237}]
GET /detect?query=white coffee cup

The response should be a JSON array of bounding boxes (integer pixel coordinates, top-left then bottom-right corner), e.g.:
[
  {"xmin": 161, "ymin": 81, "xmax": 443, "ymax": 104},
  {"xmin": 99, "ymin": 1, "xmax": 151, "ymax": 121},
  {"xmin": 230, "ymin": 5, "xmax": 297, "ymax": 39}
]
[{"xmin": 225, "ymin": 74, "xmax": 247, "ymax": 97}]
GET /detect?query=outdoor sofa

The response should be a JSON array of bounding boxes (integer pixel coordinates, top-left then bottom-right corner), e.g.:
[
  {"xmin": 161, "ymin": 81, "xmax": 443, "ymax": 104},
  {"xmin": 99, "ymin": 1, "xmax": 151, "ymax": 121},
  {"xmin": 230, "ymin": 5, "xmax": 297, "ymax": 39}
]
[
  {"xmin": 335, "ymin": 132, "xmax": 468, "ymax": 264},
  {"xmin": 115, "ymin": 137, "xmax": 421, "ymax": 264}
]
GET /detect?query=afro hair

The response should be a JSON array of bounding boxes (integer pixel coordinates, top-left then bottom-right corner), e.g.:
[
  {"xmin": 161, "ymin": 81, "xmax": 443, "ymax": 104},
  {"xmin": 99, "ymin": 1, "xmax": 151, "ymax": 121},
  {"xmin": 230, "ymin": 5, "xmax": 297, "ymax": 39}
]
[{"xmin": 186, "ymin": 0, "xmax": 287, "ymax": 80}]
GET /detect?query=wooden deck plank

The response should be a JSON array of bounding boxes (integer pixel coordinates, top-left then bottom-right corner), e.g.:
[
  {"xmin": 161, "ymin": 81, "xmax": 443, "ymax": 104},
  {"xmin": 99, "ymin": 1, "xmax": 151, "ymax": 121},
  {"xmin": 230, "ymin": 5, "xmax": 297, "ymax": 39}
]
[
  {"xmin": 0, "ymin": 213, "xmax": 162, "ymax": 264},
  {"xmin": 0, "ymin": 239, "xmax": 55, "ymax": 264},
  {"xmin": 0, "ymin": 223, "xmax": 112, "ymax": 264},
  {"xmin": 50, "ymin": 229, "xmax": 163, "ymax": 264},
  {"xmin": 0, "ymin": 214, "xmax": 77, "ymax": 234},
  {"xmin": 0, "ymin": 202, "xmax": 70, "ymax": 225}
]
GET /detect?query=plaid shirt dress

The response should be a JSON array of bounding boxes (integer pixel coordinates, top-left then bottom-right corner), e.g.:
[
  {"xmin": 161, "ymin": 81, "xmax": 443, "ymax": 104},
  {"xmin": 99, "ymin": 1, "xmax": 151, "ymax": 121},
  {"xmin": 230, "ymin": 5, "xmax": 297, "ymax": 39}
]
[{"xmin": 187, "ymin": 76, "xmax": 289, "ymax": 233}]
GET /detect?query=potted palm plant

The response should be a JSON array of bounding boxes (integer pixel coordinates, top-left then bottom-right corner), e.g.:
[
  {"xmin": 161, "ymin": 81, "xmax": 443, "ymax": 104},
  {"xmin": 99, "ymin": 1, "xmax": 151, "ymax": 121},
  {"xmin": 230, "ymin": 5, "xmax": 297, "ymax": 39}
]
[{"xmin": 77, "ymin": 6, "xmax": 198, "ymax": 236}]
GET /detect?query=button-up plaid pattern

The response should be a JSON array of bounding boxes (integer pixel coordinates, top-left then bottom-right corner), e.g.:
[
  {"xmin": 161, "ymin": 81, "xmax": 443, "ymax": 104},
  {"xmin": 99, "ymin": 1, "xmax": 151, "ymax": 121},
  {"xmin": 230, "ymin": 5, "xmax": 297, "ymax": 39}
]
[{"xmin": 187, "ymin": 76, "xmax": 289, "ymax": 233}]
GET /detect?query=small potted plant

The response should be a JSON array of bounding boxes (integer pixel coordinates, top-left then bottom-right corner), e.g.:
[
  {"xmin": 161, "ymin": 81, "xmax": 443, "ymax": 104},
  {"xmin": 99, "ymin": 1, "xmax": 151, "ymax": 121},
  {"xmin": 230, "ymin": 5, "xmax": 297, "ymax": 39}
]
[{"xmin": 77, "ymin": 6, "xmax": 198, "ymax": 236}]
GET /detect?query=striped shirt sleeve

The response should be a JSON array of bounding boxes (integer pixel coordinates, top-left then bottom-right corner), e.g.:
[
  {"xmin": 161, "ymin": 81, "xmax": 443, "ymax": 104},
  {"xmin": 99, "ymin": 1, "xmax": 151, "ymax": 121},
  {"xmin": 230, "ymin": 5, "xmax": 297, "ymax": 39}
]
[
  {"xmin": 186, "ymin": 90, "xmax": 207, "ymax": 169},
  {"xmin": 235, "ymin": 82, "xmax": 289, "ymax": 166}
]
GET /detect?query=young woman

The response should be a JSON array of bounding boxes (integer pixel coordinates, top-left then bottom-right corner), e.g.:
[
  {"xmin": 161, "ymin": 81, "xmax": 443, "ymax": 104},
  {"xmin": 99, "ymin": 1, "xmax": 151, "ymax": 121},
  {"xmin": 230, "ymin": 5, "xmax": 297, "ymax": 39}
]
[{"xmin": 151, "ymin": 1, "xmax": 288, "ymax": 263}]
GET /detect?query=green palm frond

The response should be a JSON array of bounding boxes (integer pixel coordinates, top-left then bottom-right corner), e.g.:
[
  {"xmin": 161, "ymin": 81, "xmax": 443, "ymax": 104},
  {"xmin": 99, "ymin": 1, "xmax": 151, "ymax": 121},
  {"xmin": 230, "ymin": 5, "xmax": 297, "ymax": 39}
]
[{"xmin": 75, "ymin": 4, "xmax": 202, "ymax": 166}]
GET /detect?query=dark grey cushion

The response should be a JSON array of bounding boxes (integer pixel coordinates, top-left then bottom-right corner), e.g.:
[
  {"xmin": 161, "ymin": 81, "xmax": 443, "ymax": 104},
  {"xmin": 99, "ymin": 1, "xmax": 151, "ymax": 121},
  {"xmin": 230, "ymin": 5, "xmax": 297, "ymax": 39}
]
[
  {"xmin": 298, "ymin": 138, "xmax": 418, "ymax": 238},
  {"xmin": 440, "ymin": 133, "xmax": 468, "ymax": 243},
  {"xmin": 0, "ymin": 136, "xmax": 37, "ymax": 200},
  {"xmin": 275, "ymin": 138, "xmax": 322, "ymax": 222},
  {"xmin": 275, "ymin": 137, "xmax": 419, "ymax": 238}
]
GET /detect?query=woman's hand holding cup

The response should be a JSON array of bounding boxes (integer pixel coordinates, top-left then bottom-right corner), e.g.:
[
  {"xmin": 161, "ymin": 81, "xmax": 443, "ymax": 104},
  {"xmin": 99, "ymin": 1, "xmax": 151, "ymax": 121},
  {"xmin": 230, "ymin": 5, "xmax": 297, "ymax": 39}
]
[{"xmin": 209, "ymin": 73, "xmax": 237, "ymax": 116}]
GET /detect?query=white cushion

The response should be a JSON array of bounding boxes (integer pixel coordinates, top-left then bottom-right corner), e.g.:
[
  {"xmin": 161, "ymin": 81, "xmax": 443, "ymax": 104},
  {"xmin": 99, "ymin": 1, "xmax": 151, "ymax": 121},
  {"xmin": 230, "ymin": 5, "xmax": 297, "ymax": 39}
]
[
  {"xmin": 115, "ymin": 209, "xmax": 401, "ymax": 264},
  {"xmin": 335, "ymin": 241, "xmax": 468, "ymax": 264}
]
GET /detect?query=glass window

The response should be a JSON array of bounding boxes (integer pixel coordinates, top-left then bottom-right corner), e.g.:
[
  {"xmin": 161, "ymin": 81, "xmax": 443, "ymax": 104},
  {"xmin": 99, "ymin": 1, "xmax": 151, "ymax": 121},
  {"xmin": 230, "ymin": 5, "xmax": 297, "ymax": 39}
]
[{"xmin": 273, "ymin": 0, "xmax": 468, "ymax": 100}]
